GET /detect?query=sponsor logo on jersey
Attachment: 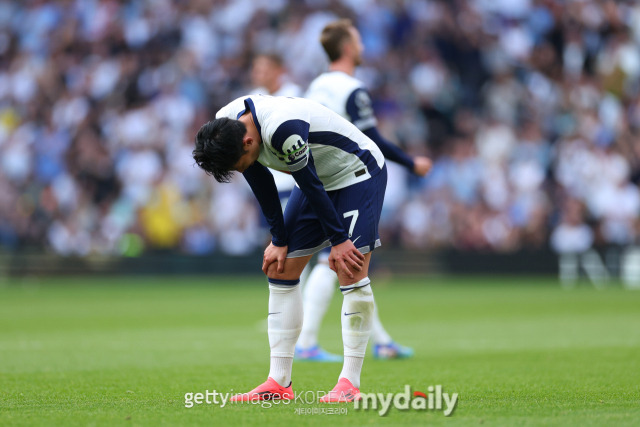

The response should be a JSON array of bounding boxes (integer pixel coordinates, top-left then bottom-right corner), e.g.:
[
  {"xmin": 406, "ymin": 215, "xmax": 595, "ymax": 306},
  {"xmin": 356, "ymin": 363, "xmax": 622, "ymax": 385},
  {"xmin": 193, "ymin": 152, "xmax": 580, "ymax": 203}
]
[
  {"xmin": 287, "ymin": 147, "xmax": 308, "ymax": 162},
  {"xmin": 287, "ymin": 139, "xmax": 308, "ymax": 162}
]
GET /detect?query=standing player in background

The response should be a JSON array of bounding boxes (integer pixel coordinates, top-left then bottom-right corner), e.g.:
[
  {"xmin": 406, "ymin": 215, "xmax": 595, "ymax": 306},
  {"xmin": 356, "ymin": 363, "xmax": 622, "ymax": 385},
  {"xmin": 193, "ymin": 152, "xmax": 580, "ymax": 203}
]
[
  {"xmin": 194, "ymin": 94, "xmax": 387, "ymax": 401},
  {"xmin": 250, "ymin": 53, "xmax": 303, "ymax": 211},
  {"xmin": 297, "ymin": 19, "xmax": 432, "ymax": 361},
  {"xmin": 251, "ymin": 53, "xmax": 303, "ymax": 98}
]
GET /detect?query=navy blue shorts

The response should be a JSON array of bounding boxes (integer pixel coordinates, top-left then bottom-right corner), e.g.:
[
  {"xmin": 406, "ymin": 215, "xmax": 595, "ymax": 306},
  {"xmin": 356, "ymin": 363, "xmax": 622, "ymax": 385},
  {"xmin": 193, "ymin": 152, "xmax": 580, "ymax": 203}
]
[{"xmin": 283, "ymin": 166, "xmax": 387, "ymax": 258}]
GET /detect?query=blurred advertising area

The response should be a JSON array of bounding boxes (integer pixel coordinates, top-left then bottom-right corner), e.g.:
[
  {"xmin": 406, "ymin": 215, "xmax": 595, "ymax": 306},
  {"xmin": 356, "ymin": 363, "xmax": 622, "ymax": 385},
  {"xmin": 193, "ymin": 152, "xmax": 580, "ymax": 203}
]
[{"xmin": 1, "ymin": 0, "xmax": 639, "ymax": 286}]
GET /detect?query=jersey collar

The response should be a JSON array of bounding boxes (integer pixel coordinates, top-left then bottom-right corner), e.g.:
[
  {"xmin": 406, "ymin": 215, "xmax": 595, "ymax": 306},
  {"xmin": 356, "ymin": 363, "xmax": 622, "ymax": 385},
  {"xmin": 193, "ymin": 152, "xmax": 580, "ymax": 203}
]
[{"xmin": 237, "ymin": 97, "xmax": 262, "ymax": 138}]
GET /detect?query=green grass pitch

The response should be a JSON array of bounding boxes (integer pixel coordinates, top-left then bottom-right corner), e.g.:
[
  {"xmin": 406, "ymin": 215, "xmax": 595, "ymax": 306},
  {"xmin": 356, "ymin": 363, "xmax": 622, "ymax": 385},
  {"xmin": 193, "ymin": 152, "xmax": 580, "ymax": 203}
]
[{"xmin": 1, "ymin": 275, "xmax": 639, "ymax": 426}]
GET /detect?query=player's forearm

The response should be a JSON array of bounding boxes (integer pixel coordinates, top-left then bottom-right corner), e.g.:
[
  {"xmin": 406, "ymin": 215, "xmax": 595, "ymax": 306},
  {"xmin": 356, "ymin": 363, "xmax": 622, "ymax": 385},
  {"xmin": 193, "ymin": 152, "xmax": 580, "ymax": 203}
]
[
  {"xmin": 291, "ymin": 162, "xmax": 349, "ymax": 246},
  {"xmin": 363, "ymin": 127, "xmax": 415, "ymax": 171},
  {"xmin": 243, "ymin": 163, "xmax": 288, "ymax": 246}
]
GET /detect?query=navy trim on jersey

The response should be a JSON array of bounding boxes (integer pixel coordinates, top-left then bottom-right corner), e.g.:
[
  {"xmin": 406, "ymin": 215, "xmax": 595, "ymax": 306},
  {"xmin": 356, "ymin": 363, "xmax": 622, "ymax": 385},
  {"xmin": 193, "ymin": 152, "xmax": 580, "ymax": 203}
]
[
  {"xmin": 308, "ymin": 131, "xmax": 383, "ymax": 176},
  {"xmin": 243, "ymin": 98, "xmax": 262, "ymax": 136},
  {"xmin": 346, "ymin": 88, "xmax": 377, "ymax": 130},
  {"xmin": 271, "ymin": 120, "xmax": 310, "ymax": 153},
  {"xmin": 268, "ymin": 278, "xmax": 300, "ymax": 286},
  {"xmin": 272, "ymin": 119, "xmax": 310, "ymax": 171},
  {"xmin": 363, "ymin": 127, "xmax": 414, "ymax": 171}
]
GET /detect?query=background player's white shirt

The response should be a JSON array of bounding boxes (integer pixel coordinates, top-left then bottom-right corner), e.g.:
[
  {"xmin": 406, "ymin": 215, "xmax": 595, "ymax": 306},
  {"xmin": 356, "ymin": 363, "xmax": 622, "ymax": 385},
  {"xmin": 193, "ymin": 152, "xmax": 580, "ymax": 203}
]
[
  {"xmin": 251, "ymin": 81, "xmax": 303, "ymax": 98},
  {"xmin": 305, "ymin": 71, "xmax": 377, "ymax": 131},
  {"xmin": 216, "ymin": 95, "xmax": 384, "ymax": 191}
]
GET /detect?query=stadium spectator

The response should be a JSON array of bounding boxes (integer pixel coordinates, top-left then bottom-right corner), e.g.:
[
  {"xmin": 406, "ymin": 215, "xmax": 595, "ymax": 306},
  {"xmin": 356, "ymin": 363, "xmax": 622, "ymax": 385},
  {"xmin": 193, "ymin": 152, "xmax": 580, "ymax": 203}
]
[{"xmin": 551, "ymin": 198, "xmax": 609, "ymax": 287}]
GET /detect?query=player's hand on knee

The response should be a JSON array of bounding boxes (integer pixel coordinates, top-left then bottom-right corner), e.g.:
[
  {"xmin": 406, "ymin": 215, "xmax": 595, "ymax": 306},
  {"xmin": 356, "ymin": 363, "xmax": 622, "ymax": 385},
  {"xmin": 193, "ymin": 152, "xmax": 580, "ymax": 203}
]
[
  {"xmin": 263, "ymin": 243, "xmax": 288, "ymax": 275},
  {"xmin": 328, "ymin": 240, "xmax": 364, "ymax": 279}
]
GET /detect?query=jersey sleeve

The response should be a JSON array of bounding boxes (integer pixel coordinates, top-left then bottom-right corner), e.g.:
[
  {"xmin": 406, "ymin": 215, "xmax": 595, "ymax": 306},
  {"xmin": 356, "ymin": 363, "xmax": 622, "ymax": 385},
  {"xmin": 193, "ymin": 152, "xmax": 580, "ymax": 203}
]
[
  {"xmin": 345, "ymin": 88, "xmax": 377, "ymax": 131},
  {"xmin": 270, "ymin": 119, "xmax": 311, "ymax": 173},
  {"xmin": 363, "ymin": 127, "xmax": 415, "ymax": 171},
  {"xmin": 242, "ymin": 162, "xmax": 288, "ymax": 246}
]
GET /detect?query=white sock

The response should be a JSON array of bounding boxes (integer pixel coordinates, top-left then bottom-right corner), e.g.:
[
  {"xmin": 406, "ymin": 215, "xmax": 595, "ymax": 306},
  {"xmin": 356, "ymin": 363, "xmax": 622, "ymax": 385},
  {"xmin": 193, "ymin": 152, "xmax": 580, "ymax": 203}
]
[
  {"xmin": 371, "ymin": 301, "xmax": 393, "ymax": 345},
  {"xmin": 297, "ymin": 263, "xmax": 336, "ymax": 349},
  {"xmin": 340, "ymin": 356, "xmax": 364, "ymax": 388},
  {"xmin": 267, "ymin": 280, "xmax": 302, "ymax": 387},
  {"xmin": 339, "ymin": 281, "xmax": 373, "ymax": 388},
  {"xmin": 298, "ymin": 263, "xmax": 312, "ymax": 291}
]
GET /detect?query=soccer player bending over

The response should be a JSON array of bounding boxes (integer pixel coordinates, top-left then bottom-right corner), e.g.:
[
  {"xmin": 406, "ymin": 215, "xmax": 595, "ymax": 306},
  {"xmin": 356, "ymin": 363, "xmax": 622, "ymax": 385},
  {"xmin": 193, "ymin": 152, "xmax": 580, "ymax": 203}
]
[{"xmin": 193, "ymin": 94, "xmax": 387, "ymax": 402}]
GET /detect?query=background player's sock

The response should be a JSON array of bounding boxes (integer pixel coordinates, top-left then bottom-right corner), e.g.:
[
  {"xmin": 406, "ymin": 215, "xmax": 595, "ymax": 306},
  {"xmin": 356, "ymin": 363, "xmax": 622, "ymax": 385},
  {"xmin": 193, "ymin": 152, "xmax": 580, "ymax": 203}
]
[
  {"xmin": 267, "ymin": 280, "xmax": 303, "ymax": 387},
  {"xmin": 297, "ymin": 263, "xmax": 336, "ymax": 349},
  {"xmin": 371, "ymin": 301, "xmax": 393, "ymax": 345},
  {"xmin": 339, "ymin": 280, "xmax": 374, "ymax": 388},
  {"xmin": 298, "ymin": 263, "xmax": 311, "ymax": 292}
]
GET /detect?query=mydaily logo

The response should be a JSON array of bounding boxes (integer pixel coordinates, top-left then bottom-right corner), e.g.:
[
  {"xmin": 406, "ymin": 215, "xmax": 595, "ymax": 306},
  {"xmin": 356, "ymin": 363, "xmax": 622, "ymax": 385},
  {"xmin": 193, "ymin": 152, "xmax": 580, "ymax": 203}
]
[{"xmin": 354, "ymin": 385, "xmax": 458, "ymax": 416}]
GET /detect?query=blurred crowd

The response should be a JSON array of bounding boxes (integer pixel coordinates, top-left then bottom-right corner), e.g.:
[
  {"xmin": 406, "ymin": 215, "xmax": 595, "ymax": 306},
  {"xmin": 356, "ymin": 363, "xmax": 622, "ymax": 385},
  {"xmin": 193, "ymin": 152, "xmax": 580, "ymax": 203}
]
[{"xmin": 1, "ymin": 0, "xmax": 640, "ymax": 257}]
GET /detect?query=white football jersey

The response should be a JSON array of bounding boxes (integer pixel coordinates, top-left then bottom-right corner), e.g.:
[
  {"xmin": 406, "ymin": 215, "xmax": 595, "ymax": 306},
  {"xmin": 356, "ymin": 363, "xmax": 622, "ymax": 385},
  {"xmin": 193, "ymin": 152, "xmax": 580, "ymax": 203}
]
[
  {"xmin": 216, "ymin": 95, "xmax": 384, "ymax": 191},
  {"xmin": 305, "ymin": 71, "xmax": 377, "ymax": 131},
  {"xmin": 249, "ymin": 82, "xmax": 303, "ymax": 192}
]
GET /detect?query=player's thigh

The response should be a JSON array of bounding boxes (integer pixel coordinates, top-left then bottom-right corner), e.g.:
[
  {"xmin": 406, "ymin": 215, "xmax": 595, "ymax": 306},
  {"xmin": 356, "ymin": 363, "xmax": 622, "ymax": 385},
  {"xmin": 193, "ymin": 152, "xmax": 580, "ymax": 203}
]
[{"xmin": 266, "ymin": 254, "xmax": 312, "ymax": 281}]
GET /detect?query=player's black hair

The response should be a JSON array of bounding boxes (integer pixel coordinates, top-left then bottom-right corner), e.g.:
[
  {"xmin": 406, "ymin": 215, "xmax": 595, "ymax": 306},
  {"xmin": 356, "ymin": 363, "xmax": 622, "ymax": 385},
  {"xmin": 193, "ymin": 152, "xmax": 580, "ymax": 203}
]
[{"xmin": 193, "ymin": 118, "xmax": 247, "ymax": 183}]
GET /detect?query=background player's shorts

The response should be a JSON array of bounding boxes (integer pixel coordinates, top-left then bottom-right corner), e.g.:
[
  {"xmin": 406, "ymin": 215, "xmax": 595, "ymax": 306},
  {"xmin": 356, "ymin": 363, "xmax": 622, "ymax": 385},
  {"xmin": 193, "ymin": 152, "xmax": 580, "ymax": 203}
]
[{"xmin": 283, "ymin": 166, "xmax": 387, "ymax": 258}]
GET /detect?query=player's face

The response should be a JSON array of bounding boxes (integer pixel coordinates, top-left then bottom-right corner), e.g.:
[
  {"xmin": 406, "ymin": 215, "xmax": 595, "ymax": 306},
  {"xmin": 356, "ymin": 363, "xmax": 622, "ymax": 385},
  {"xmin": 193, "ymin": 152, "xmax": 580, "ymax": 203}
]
[
  {"xmin": 251, "ymin": 57, "xmax": 276, "ymax": 88},
  {"xmin": 349, "ymin": 27, "xmax": 364, "ymax": 66}
]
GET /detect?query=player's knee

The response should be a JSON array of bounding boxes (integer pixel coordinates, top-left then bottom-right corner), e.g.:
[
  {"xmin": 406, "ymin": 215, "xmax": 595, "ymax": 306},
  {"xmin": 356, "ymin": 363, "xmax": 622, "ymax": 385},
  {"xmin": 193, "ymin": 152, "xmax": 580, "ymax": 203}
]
[
  {"xmin": 339, "ymin": 276, "xmax": 371, "ymax": 294},
  {"xmin": 265, "ymin": 262, "xmax": 279, "ymax": 278},
  {"xmin": 267, "ymin": 277, "xmax": 300, "ymax": 289},
  {"xmin": 338, "ymin": 269, "xmax": 370, "ymax": 287},
  {"xmin": 265, "ymin": 260, "xmax": 303, "ymax": 281},
  {"xmin": 265, "ymin": 254, "xmax": 311, "ymax": 280}
]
